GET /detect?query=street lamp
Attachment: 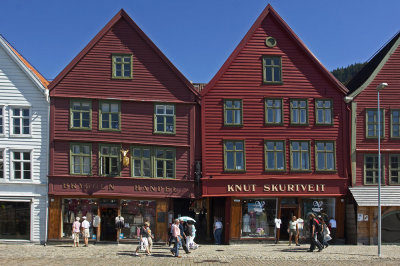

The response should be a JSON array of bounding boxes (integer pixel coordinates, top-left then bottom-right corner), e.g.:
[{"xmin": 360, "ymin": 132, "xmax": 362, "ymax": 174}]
[{"xmin": 376, "ymin": 82, "xmax": 388, "ymax": 257}]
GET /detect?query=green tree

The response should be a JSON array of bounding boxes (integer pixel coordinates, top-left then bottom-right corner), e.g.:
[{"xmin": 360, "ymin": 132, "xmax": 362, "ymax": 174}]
[{"xmin": 331, "ymin": 62, "xmax": 366, "ymax": 85}]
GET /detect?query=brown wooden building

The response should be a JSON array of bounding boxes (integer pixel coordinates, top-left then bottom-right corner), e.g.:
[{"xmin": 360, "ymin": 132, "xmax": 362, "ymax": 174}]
[
  {"xmin": 47, "ymin": 10, "xmax": 201, "ymax": 242},
  {"xmin": 201, "ymin": 5, "xmax": 350, "ymax": 243},
  {"xmin": 346, "ymin": 31, "xmax": 400, "ymax": 244}
]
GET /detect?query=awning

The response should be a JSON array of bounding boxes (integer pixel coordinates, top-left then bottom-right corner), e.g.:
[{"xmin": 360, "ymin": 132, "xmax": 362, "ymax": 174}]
[{"xmin": 349, "ymin": 187, "xmax": 400, "ymax": 206}]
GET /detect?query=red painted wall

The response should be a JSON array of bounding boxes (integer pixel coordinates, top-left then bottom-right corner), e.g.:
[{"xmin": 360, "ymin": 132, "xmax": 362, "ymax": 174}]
[{"xmin": 202, "ymin": 11, "xmax": 349, "ymax": 191}]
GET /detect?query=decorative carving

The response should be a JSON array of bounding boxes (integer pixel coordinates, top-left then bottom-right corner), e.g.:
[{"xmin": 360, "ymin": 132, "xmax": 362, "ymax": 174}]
[{"xmin": 121, "ymin": 149, "xmax": 130, "ymax": 168}]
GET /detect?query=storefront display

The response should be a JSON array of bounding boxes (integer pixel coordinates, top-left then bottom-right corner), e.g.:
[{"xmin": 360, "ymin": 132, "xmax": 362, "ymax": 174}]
[
  {"xmin": 302, "ymin": 198, "xmax": 335, "ymax": 237},
  {"xmin": 241, "ymin": 199, "xmax": 276, "ymax": 238},
  {"xmin": 62, "ymin": 198, "xmax": 98, "ymax": 239},
  {"xmin": 0, "ymin": 201, "xmax": 30, "ymax": 240},
  {"xmin": 120, "ymin": 200, "xmax": 156, "ymax": 239}
]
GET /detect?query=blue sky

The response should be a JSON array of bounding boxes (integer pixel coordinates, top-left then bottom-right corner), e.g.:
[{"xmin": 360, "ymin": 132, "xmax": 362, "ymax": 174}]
[{"xmin": 1, "ymin": 0, "xmax": 399, "ymax": 83}]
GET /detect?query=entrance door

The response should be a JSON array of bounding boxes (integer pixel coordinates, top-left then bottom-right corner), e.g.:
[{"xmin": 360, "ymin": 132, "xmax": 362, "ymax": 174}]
[
  {"xmin": 100, "ymin": 207, "xmax": 118, "ymax": 241},
  {"xmin": 280, "ymin": 207, "xmax": 297, "ymax": 240}
]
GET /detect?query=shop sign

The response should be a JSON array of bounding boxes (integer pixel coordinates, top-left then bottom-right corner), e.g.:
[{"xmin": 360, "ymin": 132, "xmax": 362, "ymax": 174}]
[
  {"xmin": 62, "ymin": 183, "xmax": 115, "ymax": 190},
  {"xmin": 311, "ymin": 201, "xmax": 324, "ymax": 212},
  {"xmin": 133, "ymin": 185, "xmax": 177, "ymax": 193},
  {"xmin": 226, "ymin": 183, "xmax": 326, "ymax": 193}
]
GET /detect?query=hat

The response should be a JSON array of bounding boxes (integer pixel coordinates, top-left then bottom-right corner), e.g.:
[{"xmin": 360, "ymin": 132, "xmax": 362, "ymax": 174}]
[
  {"xmin": 82, "ymin": 216, "xmax": 87, "ymax": 220},
  {"xmin": 179, "ymin": 217, "xmax": 184, "ymax": 221},
  {"xmin": 76, "ymin": 217, "xmax": 80, "ymax": 221},
  {"xmin": 144, "ymin": 222, "xmax": 150, "ymax": 226},
  {"xmin": 317, "ymin": 215, "xmax": 322, "ymax": 218}
]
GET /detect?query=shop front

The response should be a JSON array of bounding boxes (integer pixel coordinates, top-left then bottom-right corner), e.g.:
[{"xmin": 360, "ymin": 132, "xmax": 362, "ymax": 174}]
[
  {"xmin": 202, "ymin": 178, "xmax": 347, "ymax": 243},
  {"xmin": 48, "ymin": 176, "xmax": 195, "ymax": 242}
]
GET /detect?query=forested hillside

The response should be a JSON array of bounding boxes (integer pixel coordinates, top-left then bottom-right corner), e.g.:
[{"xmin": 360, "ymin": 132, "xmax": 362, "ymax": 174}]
[{"xmin": 331, "ymin": 62, "xmax": 366, "ymax": 85}]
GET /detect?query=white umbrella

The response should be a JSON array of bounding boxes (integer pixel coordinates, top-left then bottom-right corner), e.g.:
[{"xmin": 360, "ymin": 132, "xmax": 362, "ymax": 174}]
[{"xmin": 179, "ymin": 216, "xmax": 196, "ymax": 223}]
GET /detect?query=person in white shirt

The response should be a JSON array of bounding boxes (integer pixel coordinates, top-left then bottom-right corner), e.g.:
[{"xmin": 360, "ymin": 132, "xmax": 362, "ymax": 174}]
[
  {"xmin": 81, "ymin": 216, "xmax": 90, "ymax": 247},
  {"xmin": 288, "ymin": 216, "xmax": 300, "ymax": 246},
  {"xmin": 328, "ymin": 217, "xmax": 337, "ymax": 243},
  {"xmin": 274, "ymin": 217, "xmax": 281, "ymax": 244},
  {"xmin": 213, "ymin": 218, "xmax": 223, "ymax": 244}
]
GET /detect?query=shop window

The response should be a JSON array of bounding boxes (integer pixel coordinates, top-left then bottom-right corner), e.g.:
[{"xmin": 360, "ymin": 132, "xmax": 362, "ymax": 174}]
[
  {"xmin": 132, "ymin": 147, "xmax": 151, "ymax": 177},
  {"xmin": 241, "ymin": 199, "xmax": 276, "ymax": 238},
  {"xmin": 290, "ymin": 141, "xmax": 310, "ymax": 171},
  {"xmin": 224, "ymin": 140, "xmax": 245, "ymax": 172},
  {"xmin": 389, "ymin": 154, "xmax": 400, "ymax": 185},
  {"xmin": 391, "ymin": 110, "xmax": 400, "ymax": 138},
  {"xmin": 99, "ymin": 101, "xmax": 120, "ymax": 130},
  {"xmin": 62, "ymin": 199, "xmax": 99, "ymax": 240},
  {"xmin": 290, "ymin": 99, "xmax": 308, "ymax": 125},
  {"xmin": 364, "ymin": 154, "xmax": 385, "ymax": 185},
  {"xmin": 263, "ymin": 56, "xmax": 282, "ymax": 84},
  {"xmin": 265, "ymin": 98, "xmax": 283, "ymax": 125},
  {"xmin": 120, "ymin": 200, "xmax": 156, "ymax": 240},
  {"xmin": 155, "ymin": 147, "xmax": 175, "ymax": 178},
  {"xmin": 315, "ymin": 141, "xmax": 336, "ymax": 172},
  {"xmin": 99, "ymin": 144, "xmax": 120, "ymax": 176},
  {"xmin": 11, "ymin": 107, "xmax": 30, "ymax": 135},
  {"xmin": 265, "ymin": 140, "xmax": 285, "ymax": 171},
  {"xmin": 224, "ymin": 99, "xmax": 242, "ymax": 126},
  {"xmin": 302, "ymin": 198, "xmax": 335, "ymax": 238},
  {"xmin": 0, "ymin": 150, "xmax": 3, "ymax": 178},
  {"xmin": 154, "ymin": 104, "xmax": 175, "ymax": 134},
  {"xmin": 112, "ymin": 54, "xmax": 133, "ymax": 79},
  {"xmin": 315, "ymin": 99, "xmax": 333, "ymax": 125},
  {"xmin": 0, "ymin": 201, "xmax": 30, "ymax": 240},
  {"xmin": 70, "ymin": 143, "xmax": 91, "ymax": 175},
  {"xmin": 366, "ymin": 108, "xmax": 384, "ymax": 138},
  {"xmin": 70, "ymin": 100, "xmax": 91, "ymax": 129},
  {"xmin": 12, "ymin": 151, "xmax": 31, "ymax": 180}
]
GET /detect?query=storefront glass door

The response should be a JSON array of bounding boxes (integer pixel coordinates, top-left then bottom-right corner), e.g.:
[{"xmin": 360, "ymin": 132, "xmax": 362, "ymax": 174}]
[{"xmin": 0, "ymin": 201, "xmax": 30, "ymax": 240}]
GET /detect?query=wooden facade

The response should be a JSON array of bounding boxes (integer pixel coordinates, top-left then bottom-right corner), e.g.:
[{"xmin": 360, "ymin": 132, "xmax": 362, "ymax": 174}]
[
  {"xmin": 48, "ymin": 9, "xmax": 200, "ymax": 241},
  {"xmin": 346, "ymin": 32, "xmax": 400, "ymax": 244},
  {"xmin": 201, "ymin": 5, "xmax": 350, "ymax": 243}
]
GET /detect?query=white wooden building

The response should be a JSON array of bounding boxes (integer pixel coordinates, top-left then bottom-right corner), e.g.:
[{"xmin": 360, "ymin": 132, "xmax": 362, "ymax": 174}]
[{"xmin": 0, "ymin": 35, "xmax": 49, "ymax": 243}]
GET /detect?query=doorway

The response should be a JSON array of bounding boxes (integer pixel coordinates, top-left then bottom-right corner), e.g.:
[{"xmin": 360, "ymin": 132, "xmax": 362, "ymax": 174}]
[
  {"xmin": 100, "ymin": 207, "xmax": 118, "ymax": 241},
  {"xmin": 280, "ymin": 207, "xmax": 297, "ymax": 240}
]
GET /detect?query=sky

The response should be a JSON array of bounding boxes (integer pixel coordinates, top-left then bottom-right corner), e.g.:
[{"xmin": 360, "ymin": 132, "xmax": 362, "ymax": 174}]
[{"xmin": 1, "ymin": 0, "xmax": 399, "ymax": 83}]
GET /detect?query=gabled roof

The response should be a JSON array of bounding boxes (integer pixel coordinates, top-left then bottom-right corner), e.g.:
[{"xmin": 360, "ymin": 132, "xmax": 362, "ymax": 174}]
[
  {"xmin": 0, "ymin": 35, "xmax": 49, "ymax": 92},
  {"xmin": 347, "ymin": 31, "xmax": 400, "ymax": 97},
  {"xmin": 201, "ymin": 4, "xmax": 348, "ymax": 96},
  {"xmin": 48, "ymin": 9, "xmax": 199, "ymax": 98}
]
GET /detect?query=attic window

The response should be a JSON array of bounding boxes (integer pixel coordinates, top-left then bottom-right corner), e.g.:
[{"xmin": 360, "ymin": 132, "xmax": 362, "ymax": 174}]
[
  {"xmin": 112, "ymin": 54, "xmax": 133, "ymax": 79},
  {"xmin": 265, "ymin": 37, "xmax": 277, "ymax": 48}
]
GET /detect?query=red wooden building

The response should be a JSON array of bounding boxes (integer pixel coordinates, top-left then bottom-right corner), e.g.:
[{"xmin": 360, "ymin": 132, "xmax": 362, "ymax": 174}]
[
  {"xmin": 201, "ymin": 5, "xmax": 350, "ymax": 243},
  {"xmin": 47, "ymin": 10, "xmax": 201, "ymax": 242},
  {"xmin": 346, "ymin": 31, "xmax": 400, "ymax": 244}
]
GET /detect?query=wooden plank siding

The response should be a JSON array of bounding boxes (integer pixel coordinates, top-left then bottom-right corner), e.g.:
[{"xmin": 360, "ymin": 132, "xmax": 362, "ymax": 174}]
[{"xmin": 202, "ymin": 9, "xmax": 349, "ymax": 180}]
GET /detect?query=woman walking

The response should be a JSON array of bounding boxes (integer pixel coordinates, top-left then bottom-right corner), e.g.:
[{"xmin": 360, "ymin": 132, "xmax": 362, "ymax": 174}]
[
  {"xmin": 135, "ymin": 222, "xmax": 151, "ymax": 256},
  {"xmin": 321, "ymin": 219, "xmax": 332, "ymax": 248},
  {"xmin": 288, "ymin": 216, "xmax": 300, "ymax": 246}
]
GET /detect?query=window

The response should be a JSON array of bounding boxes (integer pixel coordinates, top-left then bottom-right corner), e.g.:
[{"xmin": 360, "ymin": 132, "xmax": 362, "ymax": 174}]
[
  {"xmin": 315, "ymin": 141, "xmax": 335, "ymax": 171},
  {"xmin": 70, "ymin": 143, "xmax": 91, "ymax": 175},
  {"xmin": 99, "ymin": 145, "xmax": 120, "ymax": 176},
  {"xmin": 70, "ymin": 100, "xmax": 91, "ymax": 129},
  {"xmin": 99, "ymin": 101, "xmax": 120, "ymax": 130},
  {"xmin": 366, "ymin": 108, "xmax": 384, "ymax": 138},
  {"xmin": 391, "ymin": 110, "xmax": 400, "ymax": 138},
  {"xmin": 224, "ymin": 99, "xmax": 242, "ymax": 126},
  {"xmin": 263, "ymin": 56, "xmax": 282, "ymax": 83},
  {"xmin": 0, "ymin": 106, "xmax": 3, "ymax": 134},
  {"xmin": 224, "ymin": 140, "xmax": 245, "ymax": 171},
  {"xmin": 315, "ymin": 99, "xmax": 333, "ymax": 125},
  {"xmin": 112, "ymin": 54, "xmax": 132, "ymax": 78},
  {"xmin": 265, "ymin": 141, "xmax": 285, "ymax": 171},
  {"xmin": 290, "ymin": 99, "xmax": 308, "ymax": 125},
  {"xmin": 154, "ymin": 104, "xmax": 175, "ymax": 134},
  {"xmin": 0, "ymin": 201, "xmax": 30, "ymax": 240},
  {"xmin": 364, "ymin": 154, "xmax": 384, "ymax": 185},
  {"xmin": 155, "ymin": 148, "xmax": 175, "ymax": 178},
  {"xmin": 389, "ymin": 155, "xmax": 400, "ymax": 184},
  {"xmin": 290, "ymin": 141, "xmax": 310, "ymax": 171},
  {"xmin": 265, "ymin": 99, "xmax": 283, "ymax": 125},
  {"xmin": 11, "ymin": 108, "xmax": 30, "ymax": 135},
  {"xmin": 0, "ymin": 150, "xmax": 3, "ymax": 178},
  {"xmin": 12, "ymin": 151, "xmax": 31, "ymax": 179},
  {"xmin": 132, "ymin": 147, "xmax": 151, "ymax": 177}
]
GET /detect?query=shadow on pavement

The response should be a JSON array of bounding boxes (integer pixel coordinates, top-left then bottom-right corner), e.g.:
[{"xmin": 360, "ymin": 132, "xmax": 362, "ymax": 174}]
[{"xmin": 277, "ymin": 248, "xmax": 309, "ymax": 253}]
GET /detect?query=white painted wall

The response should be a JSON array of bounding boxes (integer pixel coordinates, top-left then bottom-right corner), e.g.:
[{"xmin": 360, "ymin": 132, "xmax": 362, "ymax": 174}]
[{"xmin": 0, "ymin": 42, "xmax": 49, "ymax": 243}]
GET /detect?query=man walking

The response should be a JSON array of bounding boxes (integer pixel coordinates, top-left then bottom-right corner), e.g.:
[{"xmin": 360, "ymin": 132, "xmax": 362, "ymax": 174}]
[
  {"xmin": 170, "ymin": 219, "xmax": 182, "ymax": 258},
  {"xmin": 179, "ymin": 218, "xmax": 191, "ymax": 254},
  {"xmin": 307, "ymin": 213, "xmax": 323, "ymax": 252},
  {"xmin": 81, "ymin": 216, "xmax": 90, "ymax": 247}
]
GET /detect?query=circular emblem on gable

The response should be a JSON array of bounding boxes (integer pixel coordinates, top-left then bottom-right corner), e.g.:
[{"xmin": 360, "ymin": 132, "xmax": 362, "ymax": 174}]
[{"xmin": 265, "ymin": 37, "xmax": 277, "ymax": 48}]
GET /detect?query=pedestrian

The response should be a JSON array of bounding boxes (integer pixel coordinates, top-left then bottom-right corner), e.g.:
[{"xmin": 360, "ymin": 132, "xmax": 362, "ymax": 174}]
[
  {"xmin": 81, "ymin": 216, "xmax": 90, "ymax": 247},
  {"xmin": 307, "ymin": 213, "xmax": 323, "ymax": 252},
  {"xmin": 317, "ymin": 215, "xmax": 324, "ymax": 248},
  {"xmin": 288, "ymin": 216, "xmax": 300, "ymax": 246},
  {"xmin": 274, "ymin": 216, "xmax": 281, "ymax": 244},
  {"xmin": 321, "ymin": 219, "xmax": 331, "ymax": 248},
  {"xmin": 188, "ymin": 221, "xmax": 199, "ymax": 249},
  {"xmin": 72, "ymin": 217, "xmax": 81, "ymax": 248},
  {"xmin": 213, "ymin": 217, "xmax": 223, "ymax": 245},
  {"xmin": 178, "ymin": 218, "xmax": 191, "ymax": 254},
  {"xmin": 170, "ymin": 219, "xmax": 182, "ymax": 258},
  {"xmin": 135, "ymin": 222, "xmax": 151, "ymax": 256},
  {"xmin": 328, "ymin": 217, "xmax": 337, "ymax": 243},
  {"xmin": 146, "ymin": 222, "xmax": 154, "ymax": 253},
  {"xmin": 184, "ymin": 221, "xmax": 193, "ymax": 251}
]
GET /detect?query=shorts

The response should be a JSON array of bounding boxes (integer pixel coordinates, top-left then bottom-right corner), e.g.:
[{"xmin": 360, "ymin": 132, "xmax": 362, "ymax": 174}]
[
  {"xmin": 83, "ymin": 228, "xmax": 90, "ymax": 238},
  {"xmin": 73, "ymin": 232, "xmax": 80, "ymax": 243},
  {"xmin": 289, "ymin": 229, "xmax": 297, "ymax": 236}
]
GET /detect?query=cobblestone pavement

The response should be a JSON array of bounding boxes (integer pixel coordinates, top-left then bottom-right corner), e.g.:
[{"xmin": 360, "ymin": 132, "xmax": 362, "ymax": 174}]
[{"xmin": 0, "ymin": 242, "xmax": 399, "ymax": 265}]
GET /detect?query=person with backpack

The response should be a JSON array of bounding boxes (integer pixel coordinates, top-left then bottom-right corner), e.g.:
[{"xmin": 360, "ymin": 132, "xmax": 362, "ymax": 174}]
[{"xmin": 307, "ymin": 213, "xmax": 323, "ymax": 252}]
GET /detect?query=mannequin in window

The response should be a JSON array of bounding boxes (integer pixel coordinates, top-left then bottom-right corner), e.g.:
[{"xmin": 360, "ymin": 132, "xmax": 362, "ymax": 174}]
[{"xmin": 242, "ymin": 212, "xmax": 251, "ymax": 235}]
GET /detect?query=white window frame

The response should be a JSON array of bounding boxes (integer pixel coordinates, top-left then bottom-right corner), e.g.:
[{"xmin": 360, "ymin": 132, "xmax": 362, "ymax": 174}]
[
  {"xmin": 0, "ymin": 106, "xmax": 4, "ymax": 136},
  {"xmin": 10, "ymin": 106, "xmax": 32, "ymax": 137},
  {"xmin": 10, "ymin": 150, "xmax": 32, "ymax": 181}
]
